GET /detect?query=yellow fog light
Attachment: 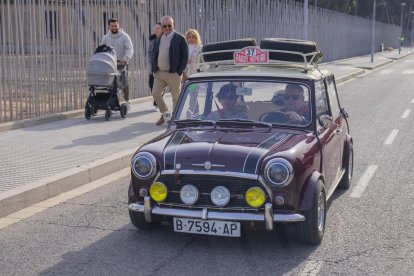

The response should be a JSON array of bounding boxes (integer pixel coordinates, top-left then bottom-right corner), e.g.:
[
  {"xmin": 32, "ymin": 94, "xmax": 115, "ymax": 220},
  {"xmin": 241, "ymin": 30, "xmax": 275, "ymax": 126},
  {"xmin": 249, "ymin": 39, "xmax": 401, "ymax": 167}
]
[
  {"xmin": 149, "ymin": 182, "xmax": 167, "ymax": 203},
  {"xmin": 245, "ymin": 187, "xmax": 266, "ymax": 208}
]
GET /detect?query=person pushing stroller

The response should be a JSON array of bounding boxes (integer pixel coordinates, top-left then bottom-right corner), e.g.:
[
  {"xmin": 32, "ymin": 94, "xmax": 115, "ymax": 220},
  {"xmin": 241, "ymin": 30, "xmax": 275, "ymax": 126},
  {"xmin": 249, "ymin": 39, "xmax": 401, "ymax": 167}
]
[{"xmin": 100, "ymin": 18, "xmax": 133, "ymax": 109}]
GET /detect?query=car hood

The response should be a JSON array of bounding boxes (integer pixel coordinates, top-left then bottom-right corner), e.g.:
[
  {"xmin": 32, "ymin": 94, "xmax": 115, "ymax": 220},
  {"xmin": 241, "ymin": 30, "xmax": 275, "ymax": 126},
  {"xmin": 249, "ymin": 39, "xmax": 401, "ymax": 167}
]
[{"xmin": 158, "ymin": 129, "xmax": 295, "ymax": 175}]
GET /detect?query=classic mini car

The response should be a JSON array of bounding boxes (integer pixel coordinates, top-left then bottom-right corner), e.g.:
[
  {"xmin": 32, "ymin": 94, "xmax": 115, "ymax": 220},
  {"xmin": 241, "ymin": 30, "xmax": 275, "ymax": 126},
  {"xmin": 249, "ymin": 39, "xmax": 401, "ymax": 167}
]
[{"xmin": 128, "ymin": 38, "xmax": 353, "ymax": 244}]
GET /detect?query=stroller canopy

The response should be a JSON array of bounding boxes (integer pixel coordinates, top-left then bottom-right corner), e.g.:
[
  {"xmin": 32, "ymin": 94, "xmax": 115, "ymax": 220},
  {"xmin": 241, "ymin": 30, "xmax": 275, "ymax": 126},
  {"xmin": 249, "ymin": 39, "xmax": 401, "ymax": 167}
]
[{"xmin": 86, "ymin": 45, "xmax": 118, "ymax": 87}]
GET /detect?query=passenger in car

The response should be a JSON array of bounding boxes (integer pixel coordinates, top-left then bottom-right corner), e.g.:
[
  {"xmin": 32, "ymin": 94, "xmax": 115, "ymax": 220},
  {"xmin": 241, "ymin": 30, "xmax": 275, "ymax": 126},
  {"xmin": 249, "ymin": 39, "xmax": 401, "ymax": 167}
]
[
  {"xmin": 282, "ymin": 84, "xmax": 310, "ymax": 123},
  {"xmin": 207, "ymin": 83, "xmax": 248, "ymax": 120}
]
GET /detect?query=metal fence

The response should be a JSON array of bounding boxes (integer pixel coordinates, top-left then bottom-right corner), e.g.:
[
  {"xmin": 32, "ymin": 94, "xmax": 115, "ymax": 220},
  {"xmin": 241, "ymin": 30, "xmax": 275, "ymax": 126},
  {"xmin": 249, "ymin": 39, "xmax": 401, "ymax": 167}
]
[{"xmin": 0, "ymin": 0, "xmax": 401, "ymax": 123}]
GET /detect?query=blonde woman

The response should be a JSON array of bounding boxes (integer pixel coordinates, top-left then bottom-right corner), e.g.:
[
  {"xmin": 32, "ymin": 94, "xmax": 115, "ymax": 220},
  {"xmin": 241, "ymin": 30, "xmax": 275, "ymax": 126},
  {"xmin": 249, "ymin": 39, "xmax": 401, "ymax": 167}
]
[
  {"xmin": 184, "ymin": 29, "xmax": 203, "ymax": 80},
  {"xmin": 184, "ymin": 29, "xmax": 202, "ymax": 116}
]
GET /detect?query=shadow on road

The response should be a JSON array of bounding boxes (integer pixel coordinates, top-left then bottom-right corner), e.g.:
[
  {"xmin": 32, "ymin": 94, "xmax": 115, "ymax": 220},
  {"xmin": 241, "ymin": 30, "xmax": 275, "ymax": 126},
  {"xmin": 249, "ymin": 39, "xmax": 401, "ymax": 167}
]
[{"xmin": 38, "ymin": 221, "xmax": 318, "ymax": 276}]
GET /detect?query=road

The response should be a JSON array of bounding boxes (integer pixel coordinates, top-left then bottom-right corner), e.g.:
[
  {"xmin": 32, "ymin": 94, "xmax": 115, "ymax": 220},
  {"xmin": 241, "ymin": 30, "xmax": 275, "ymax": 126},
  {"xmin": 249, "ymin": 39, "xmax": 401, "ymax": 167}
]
[{"xmin": 1, "ymin": 58, "xmax": 414, "ymax": 275}]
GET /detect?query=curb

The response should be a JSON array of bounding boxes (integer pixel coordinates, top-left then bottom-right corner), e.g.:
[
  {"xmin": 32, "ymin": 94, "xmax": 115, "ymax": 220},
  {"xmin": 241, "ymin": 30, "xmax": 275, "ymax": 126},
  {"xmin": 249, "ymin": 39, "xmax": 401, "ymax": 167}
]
[
  {"xmin": 0, "ymin": 96, "xmax": 155, "ymax": 133},
  {"xmin": 0, "ymin": 148, "xmax": 136, "ymax": 218},
  {"xmin": 355, "ymin": 59, "xmax": 394, "ymax": 70},
  {"xmin": 335, "ymin": 68, "xmax": 365, "ymax": 84}
]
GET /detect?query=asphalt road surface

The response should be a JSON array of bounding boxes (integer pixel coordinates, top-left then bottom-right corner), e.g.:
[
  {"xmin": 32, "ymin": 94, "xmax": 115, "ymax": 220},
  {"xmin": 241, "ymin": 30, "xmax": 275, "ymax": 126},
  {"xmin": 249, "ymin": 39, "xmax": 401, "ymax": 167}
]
[{"xmin": 1, "ymin": 58, "xmax": 414, "ymax": 275}]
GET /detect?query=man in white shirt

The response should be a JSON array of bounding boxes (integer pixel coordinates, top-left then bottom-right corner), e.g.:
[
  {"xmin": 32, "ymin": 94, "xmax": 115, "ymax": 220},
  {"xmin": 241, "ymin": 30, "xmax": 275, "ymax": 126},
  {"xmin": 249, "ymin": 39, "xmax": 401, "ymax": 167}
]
[{"xmin": 100, "ymin": 18, "xmax": 133, "ymax": 108}]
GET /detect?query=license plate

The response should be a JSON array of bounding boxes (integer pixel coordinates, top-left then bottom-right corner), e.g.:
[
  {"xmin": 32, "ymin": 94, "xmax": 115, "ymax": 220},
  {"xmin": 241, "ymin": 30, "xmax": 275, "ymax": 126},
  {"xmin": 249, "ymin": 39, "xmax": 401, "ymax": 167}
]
[{"xmin": 173, "ymin": 217, "xmax": 241, "ymax": 237}]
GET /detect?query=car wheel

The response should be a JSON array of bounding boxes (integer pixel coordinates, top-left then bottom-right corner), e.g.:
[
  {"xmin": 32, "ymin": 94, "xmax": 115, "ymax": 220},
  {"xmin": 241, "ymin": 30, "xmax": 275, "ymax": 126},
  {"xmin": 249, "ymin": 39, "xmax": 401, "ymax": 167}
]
[
  {"xmin": 104, "ymin": 107, "xmax": 111, "ymax": 121},
  {"xmin": 129, "ymin": 210, "xmax": 161, "ymax": 230},
  {"xmin": 295, "ymin": 180, "xmax": 326, "ymax": 245},
  {"xmin": 128, "ymin": 201, "xmax": 160, "ymax": 230},
  {"xmin": 338, "ymin": 145, "xmax": 353, "ymax": 189},
  {"xmin": 120, "ymin": 103, "xmax": 127, "ymax": 118},
  {"xmin": 260, "ymin": 38, "xmax": 322, "ymax": 63},
  {"xmin": 202, "ymin": 38, "xmax": 257, "ymax": 62}
]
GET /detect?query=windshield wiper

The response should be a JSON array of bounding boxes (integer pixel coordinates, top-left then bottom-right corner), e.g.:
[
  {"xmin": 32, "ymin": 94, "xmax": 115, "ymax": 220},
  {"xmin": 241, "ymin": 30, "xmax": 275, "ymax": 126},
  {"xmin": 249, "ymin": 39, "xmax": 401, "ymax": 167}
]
[
  {"xmin": 216, "ymin": 119, "xmax": 272, "ymax": 129},
  {"xmin": 175, "ymin": 119, "xmax": 216, "ymax": 127}
]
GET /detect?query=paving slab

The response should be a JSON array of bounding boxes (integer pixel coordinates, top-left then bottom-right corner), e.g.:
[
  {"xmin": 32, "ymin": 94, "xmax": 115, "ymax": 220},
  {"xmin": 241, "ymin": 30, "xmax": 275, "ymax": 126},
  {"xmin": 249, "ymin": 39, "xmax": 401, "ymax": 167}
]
[{"xmin": 0, "ymin": 97, "xmax": 170, "ymax": 217}]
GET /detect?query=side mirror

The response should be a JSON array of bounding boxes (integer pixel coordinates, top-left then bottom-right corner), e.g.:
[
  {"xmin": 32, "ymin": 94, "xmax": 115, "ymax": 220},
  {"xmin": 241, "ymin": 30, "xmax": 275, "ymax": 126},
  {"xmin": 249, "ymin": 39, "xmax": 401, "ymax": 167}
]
[{"xmin": 318, "ymin": 114, "xmax": 333, "ymax": 129}]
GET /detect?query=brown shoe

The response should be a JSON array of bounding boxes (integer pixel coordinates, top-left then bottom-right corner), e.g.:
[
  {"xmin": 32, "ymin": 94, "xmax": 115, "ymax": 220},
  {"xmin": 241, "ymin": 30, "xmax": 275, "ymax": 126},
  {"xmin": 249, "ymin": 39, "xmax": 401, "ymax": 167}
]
[{"xmin": 156, "ymin": 115, "xmax": 164, "ymax": 126}]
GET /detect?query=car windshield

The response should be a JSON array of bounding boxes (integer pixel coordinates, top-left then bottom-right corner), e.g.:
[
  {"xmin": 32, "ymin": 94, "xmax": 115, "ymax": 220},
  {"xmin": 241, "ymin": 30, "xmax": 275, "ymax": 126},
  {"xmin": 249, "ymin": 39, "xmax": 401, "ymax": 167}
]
[{"xmin": 175, "ymin": 80, "xmax": 311, "ymax": 127}]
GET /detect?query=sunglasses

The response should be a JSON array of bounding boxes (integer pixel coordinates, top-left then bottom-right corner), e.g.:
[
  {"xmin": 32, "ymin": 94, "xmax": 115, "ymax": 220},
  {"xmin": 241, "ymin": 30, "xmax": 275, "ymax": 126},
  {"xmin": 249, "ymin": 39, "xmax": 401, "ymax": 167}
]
[
  {"xmin": 284, "ymin": 95, "xmax": 300, "ymax": 100},
  {"xmin": 162, "ymin": 24, "xmax": 172, "ymax": 29}
]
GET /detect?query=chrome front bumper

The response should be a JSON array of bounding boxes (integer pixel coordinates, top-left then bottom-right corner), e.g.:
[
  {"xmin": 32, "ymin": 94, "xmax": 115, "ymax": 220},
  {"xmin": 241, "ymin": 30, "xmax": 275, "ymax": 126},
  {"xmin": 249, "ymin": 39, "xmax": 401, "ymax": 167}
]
[{"xmin": 129, "ymin": 196, "xmax": 305, "ymax": 231}]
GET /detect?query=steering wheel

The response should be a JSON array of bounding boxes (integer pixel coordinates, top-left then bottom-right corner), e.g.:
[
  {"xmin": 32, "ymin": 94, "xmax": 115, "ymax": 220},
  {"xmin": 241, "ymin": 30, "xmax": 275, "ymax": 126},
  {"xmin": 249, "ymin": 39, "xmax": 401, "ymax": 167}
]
[{"xmin": 259, "ymin": 111, "xmax": 290, "ymax": 124}]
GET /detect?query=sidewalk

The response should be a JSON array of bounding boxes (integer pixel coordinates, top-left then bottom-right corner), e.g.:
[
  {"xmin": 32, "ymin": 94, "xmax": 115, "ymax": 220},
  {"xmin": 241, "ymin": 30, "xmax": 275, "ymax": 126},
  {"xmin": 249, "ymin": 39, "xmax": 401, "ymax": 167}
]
[{"xmin": 0, "ymin": 49, "xmax": 412, "ymax": 218}]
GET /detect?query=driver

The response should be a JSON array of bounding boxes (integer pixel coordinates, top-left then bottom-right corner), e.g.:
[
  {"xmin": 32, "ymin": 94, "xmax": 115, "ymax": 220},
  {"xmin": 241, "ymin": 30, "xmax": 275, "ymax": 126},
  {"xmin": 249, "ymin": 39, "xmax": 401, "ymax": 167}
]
[
  {"xmin": 282, "ymin": 84, "xmax": 310, "ymax": 123},
  {"xmin": 207, "ymin": 83, "xmax": 248, "ymax": 120}
]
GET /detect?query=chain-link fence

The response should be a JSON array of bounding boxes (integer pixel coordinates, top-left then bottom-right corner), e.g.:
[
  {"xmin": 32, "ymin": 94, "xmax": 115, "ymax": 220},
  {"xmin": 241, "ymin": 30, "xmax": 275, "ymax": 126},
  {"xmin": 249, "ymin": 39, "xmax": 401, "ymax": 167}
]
[{"xmin": 0, "ymin": 0, "xmax": 400, "ymax": 123}]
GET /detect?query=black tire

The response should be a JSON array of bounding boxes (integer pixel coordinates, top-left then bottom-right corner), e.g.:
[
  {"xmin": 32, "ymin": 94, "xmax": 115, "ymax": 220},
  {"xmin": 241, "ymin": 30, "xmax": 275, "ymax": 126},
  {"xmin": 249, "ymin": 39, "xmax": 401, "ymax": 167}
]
[
  {"xmin": 104, "ymin": 107, "xmax": 112, "ymax": 121},
  {"xmin": 295, "ymin": 180, "xmax": 326, "ymax": 245},
  {"xmin": 201, "ymin": 38, "xmax": 257, "ymax": 62},
  {"xmin": 129, "ymin": 210, "xmax": 160, "ymax": 230},
  {"xmin": 128, "ymin": 198, "xmax": 160, "ymax": 230},
  {"xmin": 84, "ymin": 105, "xmax": 92, "ymax": 120},
  {"xmin": 260, "ymin": 38, "xmax": 322, "ymax": 63},
  {"xmin": 338, "ymin": 144, "xmax": 353, "ymax": 189},
  {"xmin": 120, "ymin": 104, "xmax": 127, "ymax": 118}
]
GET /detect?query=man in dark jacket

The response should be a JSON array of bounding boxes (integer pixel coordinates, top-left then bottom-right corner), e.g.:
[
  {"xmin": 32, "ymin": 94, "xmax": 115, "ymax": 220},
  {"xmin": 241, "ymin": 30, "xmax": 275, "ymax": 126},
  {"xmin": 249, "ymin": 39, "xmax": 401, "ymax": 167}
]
[
  {"xmin": 148, "ymin": 22, "xmax": 163, "ymax": 112},
  {"xmin": 151, "ymin": 15, "xmax": 188, "ymax": 125}
]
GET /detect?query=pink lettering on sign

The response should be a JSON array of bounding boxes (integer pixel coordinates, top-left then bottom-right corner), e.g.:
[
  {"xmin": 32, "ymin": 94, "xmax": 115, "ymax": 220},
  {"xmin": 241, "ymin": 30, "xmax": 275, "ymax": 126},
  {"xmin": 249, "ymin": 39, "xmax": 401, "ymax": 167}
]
[{"xmin": 234, "ymin": 47, "xmax": 269, "ymax": 64}]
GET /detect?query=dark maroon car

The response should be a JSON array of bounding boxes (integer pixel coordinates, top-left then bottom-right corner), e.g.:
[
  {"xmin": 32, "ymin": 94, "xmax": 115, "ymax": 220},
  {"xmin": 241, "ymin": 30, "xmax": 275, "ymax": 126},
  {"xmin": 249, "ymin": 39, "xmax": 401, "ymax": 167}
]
[{"xmin": 128, "ymin": 39, "xmax": 353, "ymax": 244}]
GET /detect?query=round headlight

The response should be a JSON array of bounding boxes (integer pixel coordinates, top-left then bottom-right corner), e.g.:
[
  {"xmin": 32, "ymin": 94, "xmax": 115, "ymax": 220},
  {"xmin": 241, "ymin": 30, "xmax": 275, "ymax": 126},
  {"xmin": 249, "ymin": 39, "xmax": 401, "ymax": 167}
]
[
  {"xmin": 180, "ymin": 184, "xmax": 199, "ymax": 205},
  {"xmin": 264, "ymin": 158, "xmax": 293, "ymax": 186},
  {"xmin": 149, "ymin": 182, "xmax": 167, "ymax": 203},
  {"xmin": 210, "ymin": 186, "xmax": 231, "ymax": 207},
  {"xmin": 132, "ymin": 152, "xmax": 157, "ymax": 180},
  {"xmin": 245, "ymin": 187, "xmax": 266, "ymax": 208}
]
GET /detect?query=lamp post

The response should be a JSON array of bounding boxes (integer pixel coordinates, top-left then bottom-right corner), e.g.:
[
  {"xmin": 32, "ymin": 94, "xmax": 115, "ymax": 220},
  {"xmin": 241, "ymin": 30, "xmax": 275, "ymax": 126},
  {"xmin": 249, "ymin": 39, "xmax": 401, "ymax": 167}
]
[
  {"xmin": 411, "ymin": 11, "xmax": 414, "ymax": 51},
  {"xmin": 371, "ymin": 0, "xmax": 376, "ymax": 63},
  {"xmin": 304, "ymin": 0, "xmax": 309, "ymax": 40},
  {"xmin": 400, "ymin": 3, "xmax": 406, "ymax": 54}
]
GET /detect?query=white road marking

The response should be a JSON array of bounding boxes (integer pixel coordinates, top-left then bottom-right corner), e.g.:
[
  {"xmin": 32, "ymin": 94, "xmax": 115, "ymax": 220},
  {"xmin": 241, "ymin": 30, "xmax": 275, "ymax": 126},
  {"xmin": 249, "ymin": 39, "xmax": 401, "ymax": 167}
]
[
  {"xmin": 299, "ymin": 260, "xmax": 323, "ymax": 276},
  {"xmin": 384, "ymin": 129, "xmax": 399, "ymax": 145},
  {"xmin": 404, "ymin": 59, "xmax": 414, "ymax": 63},
  {"xmin": 378, "ymin": 69, "xmax": 393, "ymax": 74},
  {"xmin": 411, "ymin": 98, "xmax": 414, "ymax": 104},
  {"xmin": 401, "ymin": 109, "xmax": 411, "ymax": 119},
  {"xmin": 402, "ymin": 70, "xmax": 414, "ymax": 75},
  {"xmin": 0, "ymin": 168, "xmax": 130, "ymax": 230},
  {"xmin": 350, "ymin": 165, "xmax": 378, "ymax": 198}
]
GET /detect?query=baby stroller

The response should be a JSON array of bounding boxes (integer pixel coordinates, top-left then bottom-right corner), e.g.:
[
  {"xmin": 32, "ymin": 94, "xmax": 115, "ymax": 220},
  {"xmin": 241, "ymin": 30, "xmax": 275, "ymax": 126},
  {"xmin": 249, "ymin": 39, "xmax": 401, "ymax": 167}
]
[{"xmin": 85, "ymin": 45, "xmax": 128, "ymax": 121}]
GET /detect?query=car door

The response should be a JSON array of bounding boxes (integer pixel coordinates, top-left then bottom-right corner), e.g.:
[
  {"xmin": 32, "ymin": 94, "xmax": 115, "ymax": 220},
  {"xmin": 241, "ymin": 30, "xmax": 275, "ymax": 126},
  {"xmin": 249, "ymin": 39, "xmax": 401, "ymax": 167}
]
[{"xmin": 315, "ymin": 78, "xmax": 343, "ymax": 193}]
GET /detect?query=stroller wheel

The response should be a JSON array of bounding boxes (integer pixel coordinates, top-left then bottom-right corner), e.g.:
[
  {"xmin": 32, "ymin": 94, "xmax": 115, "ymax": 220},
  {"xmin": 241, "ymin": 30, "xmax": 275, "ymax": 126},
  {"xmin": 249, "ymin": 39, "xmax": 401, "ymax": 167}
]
[
  {"xmin": 92, "ymin": 106, "xmax": 98, "ymax": 116},
  {"xmin": 105, "ymin": 107, "xmax": 112, "ymax": 121},
  {"xmin": 120, "ymin": 104, "xmax": 127, "ymax": 118},
  {"xmin": 85, "ymin": 105, "xmax": 92, "ymax": 120}
]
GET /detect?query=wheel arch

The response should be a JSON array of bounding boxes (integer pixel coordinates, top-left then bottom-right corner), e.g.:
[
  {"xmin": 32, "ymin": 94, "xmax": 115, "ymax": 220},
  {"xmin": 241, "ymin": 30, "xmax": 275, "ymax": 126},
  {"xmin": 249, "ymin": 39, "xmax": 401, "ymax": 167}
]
[{"xmin": 299, "ymin": 170, "xmax": 325, "ymax": 211}]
